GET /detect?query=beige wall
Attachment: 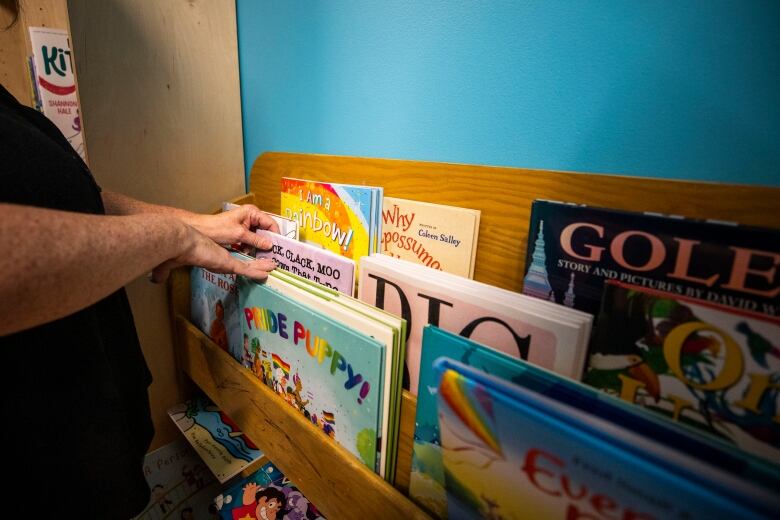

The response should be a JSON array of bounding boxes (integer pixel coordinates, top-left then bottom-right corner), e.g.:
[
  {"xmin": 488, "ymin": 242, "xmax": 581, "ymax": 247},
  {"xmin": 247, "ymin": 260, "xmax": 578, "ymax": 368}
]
[{"xmin": 68, "ymin": 0, "xmax": 246, "ymax": 450}]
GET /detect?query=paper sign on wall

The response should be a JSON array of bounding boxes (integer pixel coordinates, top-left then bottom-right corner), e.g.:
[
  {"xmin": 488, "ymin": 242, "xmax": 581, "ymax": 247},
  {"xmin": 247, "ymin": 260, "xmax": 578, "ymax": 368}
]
[{"xmin": 28, "ymin": 27, "xmax": 86, "ymax": 161}]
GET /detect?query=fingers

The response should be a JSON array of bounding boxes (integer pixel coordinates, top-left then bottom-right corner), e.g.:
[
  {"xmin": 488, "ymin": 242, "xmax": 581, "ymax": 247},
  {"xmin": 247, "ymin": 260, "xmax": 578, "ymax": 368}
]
[
  {"xmin": 242, "ymin": 228, "xmax": 274, "ymax": 251},
  {"xmin": 150, "ymin": 260, "xmax": 176, "ymax": 284},
  {"xmin": 242, "ymin": 205, "xmax": 280, "ymax": 234},
  {"xmin": 231, "ymin": 255, "xmax": 276, "ymax": 281}
]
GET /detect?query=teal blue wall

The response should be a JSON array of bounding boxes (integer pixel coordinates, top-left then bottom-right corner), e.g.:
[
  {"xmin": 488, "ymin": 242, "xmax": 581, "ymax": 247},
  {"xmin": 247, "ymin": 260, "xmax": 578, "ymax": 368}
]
[{"xmin": 236, "ymin": 1, "xmax": 780, "ymax": 186}]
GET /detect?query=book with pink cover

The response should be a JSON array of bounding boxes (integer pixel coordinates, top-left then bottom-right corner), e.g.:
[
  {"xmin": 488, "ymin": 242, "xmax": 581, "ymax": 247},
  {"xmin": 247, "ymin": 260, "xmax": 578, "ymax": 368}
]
[
  {"xmin": 255, "ymin": 229, "xmax": 356, "ymax": 295},
  {"xmin": 358, "ymin": 254, "xmax": 592, "ymax": 395}
]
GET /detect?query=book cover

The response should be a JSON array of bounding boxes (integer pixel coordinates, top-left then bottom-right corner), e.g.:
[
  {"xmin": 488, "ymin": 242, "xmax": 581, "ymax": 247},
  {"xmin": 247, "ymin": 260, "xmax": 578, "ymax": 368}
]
[
  {"xmin": 168, "ymin": 397, "xmax": 263, "ymax": 483},
  {"xmin": 359, "ymin": 254, "xmax": 591, "ymax": 395},
  {"xmin": 584, "ymin": 281, "xmax": 780, "ymax": 466},
  {"xmin": 280, "ymin": 178, "xmax": 379, "ymax": 260},
  {"xmin": 522, "ymin": 200, "xmax": 780, "ymax": 319},
  {"xmin": 381, "ymin": 196, "xmax": 480, "ymax": 278},
  {"xmin": 223, "ymin": 202, "xmax": 299, "ymax": 240},
  {"xmin": 255, "ymin": 229, "xmax": 356, "ymax": 295},
  {"xmin": 266, "ymin": 267, "xmax": 407, "ymax": 482},
  {"xmin": 435, "ymin": 358, "xmax": 780, "ymax": 520},
  {"xmin": 213, "ymin": 459, "xmax": 324, "ymax": 520},
  {"xmin": 191, "ymin": 267, "xmax": 242, "ymax": 361},
  {"xmin": 132, "ymin": 439, "xmax": 222, "ymax": 520},
  {"xmin": 239, "ymin": 275, "xmax": 385, "ymax": 472}
]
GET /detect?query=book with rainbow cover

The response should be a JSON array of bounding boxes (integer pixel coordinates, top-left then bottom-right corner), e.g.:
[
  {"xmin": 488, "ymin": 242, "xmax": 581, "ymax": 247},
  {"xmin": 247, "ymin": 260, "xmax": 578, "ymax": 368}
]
[
  {"xmin": 280, "ymin": 178, "xmax": 382, "ymax": 261},
  {"xmin": 434, "ymin": 357, "xmax": 780, "ymax": 519},
  {"xmin": 238, "ymin": 274, "xmax": 386, "ymax": 472}
]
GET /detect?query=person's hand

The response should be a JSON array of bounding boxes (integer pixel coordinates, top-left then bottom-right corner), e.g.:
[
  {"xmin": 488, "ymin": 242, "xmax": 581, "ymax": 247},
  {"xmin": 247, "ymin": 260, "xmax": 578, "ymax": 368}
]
[
  {"xmin": 150, "ymin": 221, "xmax": 275, "ymax": 283},
  {"xmin": 187, "ymin": 204, "xmax": 280, "ymax": 252}
]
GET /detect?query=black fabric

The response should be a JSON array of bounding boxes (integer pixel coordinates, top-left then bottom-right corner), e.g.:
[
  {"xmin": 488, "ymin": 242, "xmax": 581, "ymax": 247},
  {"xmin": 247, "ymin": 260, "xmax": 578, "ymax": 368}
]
[{"xmin": 0, "ymin": 85, "xmax": 154, "ymax": 517}]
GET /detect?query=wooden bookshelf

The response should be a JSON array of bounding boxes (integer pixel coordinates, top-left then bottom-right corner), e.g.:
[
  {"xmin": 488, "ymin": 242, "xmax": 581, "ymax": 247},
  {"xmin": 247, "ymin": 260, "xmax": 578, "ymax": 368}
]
[{"xmin": 170, "ymin": 152, "xmax": 779, "ymax": 519}]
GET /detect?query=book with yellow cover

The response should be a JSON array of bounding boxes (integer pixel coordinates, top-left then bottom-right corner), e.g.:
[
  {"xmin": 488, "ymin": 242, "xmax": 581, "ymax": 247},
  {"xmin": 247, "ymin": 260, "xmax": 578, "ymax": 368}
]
[{"xmin": 381, "ymin": 197, "xmax": 480, "ymax": 278}]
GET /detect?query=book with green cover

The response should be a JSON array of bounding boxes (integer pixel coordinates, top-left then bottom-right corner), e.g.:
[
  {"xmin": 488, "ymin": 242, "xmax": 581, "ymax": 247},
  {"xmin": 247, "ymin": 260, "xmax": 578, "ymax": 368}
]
[{"xmin": 238, "ymin": 274, "xmax": 386, "ymax": 473}]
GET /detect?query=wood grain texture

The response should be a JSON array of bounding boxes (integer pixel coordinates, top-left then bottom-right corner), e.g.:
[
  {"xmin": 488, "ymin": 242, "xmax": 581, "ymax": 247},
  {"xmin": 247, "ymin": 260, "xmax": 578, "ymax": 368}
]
[
  {"xmin": 175, "ymin": 316, "xmax": 430, "ymax": 520},
  {"xmin": 393, "ymin": 391, "xmax": 418, "ymax": 493},
  {"xmin": 68, "ymin": 0, "xmax": 247, "ymax": 450},
  {"xmin": 251, "ymin": 152, "xmax": 780, "ymax": 292}
]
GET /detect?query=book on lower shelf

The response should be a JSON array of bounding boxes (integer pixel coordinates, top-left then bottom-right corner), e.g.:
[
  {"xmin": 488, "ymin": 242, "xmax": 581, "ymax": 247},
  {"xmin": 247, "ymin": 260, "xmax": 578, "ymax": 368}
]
[
  {"xmin": 423, "ymin": 330, "xmax": 780, "ymax": 519},
  {"xmin": 168, "ymin": 397, "xmax": 264, "ymax": 483},
  {"xmin": 213, "ymin": 458, "xmax": 325, "ymax": 519},
  {"xmin": 132, "ymin": 439, "xmax": 223, "ymax": 520}
]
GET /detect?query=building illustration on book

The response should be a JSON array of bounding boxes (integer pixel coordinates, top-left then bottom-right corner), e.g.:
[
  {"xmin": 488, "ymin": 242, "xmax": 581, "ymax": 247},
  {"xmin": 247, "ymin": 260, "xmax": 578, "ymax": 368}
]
[
  {"xmin": 584, "ymin": 281, "xmax": 780, "ymax": 466},
  {"xmin": 522, "ymin": 220, "xmax": 557, "ymax": 302}
]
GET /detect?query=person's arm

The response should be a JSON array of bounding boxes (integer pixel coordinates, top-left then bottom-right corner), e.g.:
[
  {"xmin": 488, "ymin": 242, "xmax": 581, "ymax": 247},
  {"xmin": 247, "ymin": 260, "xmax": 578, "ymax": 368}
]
[
  {"xmin": 101, "ymin": 190, "xmax": 279, "ymax": 250},
  {"xmin": 0, "ymin": 203, "xmax": 276, "ymax": 336}
]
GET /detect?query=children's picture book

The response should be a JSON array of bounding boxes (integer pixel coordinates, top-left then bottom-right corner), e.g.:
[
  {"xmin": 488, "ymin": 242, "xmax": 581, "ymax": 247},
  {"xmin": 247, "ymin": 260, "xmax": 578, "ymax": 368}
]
[
  {"xmin": 359, "ymin": 254, "xmax": 592, "ymax": 395},
  {"xmin": 260, "ymin": 266, "xmax": 406, "ymax": 481},
  {"xmin": 522, "ymin": 199, "xmax": 780, "ymax": 320},
  {"xmin": 584, "ymin": 280, "xmax": 780, "ymax": 466},
  {"xmin": 191, "ymin": 266, "xmax": 242, "ymax": 362},
  {"xmin": 238, "ymin": 273, "xmax": 385, "ymax": 473},
  {"xmin": 381, "ymin": 196, "xmax": 480, "ymax": 278},
  {"xmin": 223, "ymin": 202, "xmax": 299, "ymax": 240},
  {"xmin": 168, "ymin": 397, "xmax": 263, "ymax": 483},
  {"xmin": 280, "ymin": 178, "xmax": 382, "ymax": 261},
  {"xmin": 132, "ymin": 439, "xmax": 222, "ymax": 520},
  {"xmin": 255, "ymin": 229, "xmax": 356, "ymax": 295},
  {"xmin": 213, "ymin": 459, "xmax": 324, "ymax": 520},
  {"xmin": 435, "ymin": 358, "xmax": 780, "ymax": 520}
]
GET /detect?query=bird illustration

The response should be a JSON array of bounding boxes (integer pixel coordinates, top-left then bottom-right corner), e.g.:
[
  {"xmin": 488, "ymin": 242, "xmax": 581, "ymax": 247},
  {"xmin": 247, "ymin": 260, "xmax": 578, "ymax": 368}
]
[
  {"xmin": 588, "ymin": 353, "xmax": 661, "ymax": 400},
  {"xmin": 736, "ymin": 321, "xmax": 780, "ymax": 368}
]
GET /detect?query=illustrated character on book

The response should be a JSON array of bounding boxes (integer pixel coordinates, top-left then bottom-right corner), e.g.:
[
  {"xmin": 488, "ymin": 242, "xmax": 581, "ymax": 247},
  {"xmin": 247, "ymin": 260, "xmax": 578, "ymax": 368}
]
[
  {"xmin": 182, "ymin": 462, "xmax": 208, "ymax": 490},
  {"xmin": 242, "ymin": 333, "xmax": 253, "ymax": 368},
  {"xmin": 209, "ymin": 299, "xmax": 229, "ymax": 352},
  {"xmin": 291, "ymin": 373, "xmax": 310, "ymax": 411},
  {"xmin": 232, "ymin": 482, "xmax": 286, "ymax": 520},
  {"xmin": 585, "ymin": 286, "xmax": 780, "ymax": 452}
]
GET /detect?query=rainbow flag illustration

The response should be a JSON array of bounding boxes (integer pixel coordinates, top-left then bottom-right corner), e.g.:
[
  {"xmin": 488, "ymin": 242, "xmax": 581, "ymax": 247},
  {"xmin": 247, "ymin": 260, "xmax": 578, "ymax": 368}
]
[
  {"xmin": 322, "ymin": 411, "xmax": 336, "ymax": 424},
  {"xmin": 272, "ymin": 353, "xmax": 290, "ymax": 376}
]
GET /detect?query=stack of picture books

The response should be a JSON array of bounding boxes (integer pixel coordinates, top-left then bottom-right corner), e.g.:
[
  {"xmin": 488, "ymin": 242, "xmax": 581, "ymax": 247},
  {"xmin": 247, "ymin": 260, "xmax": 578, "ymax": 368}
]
[
  {"xmin": 238, "ymin": 256, "xmax": 406, "ymax": 483},
  {"xmin": 358, "ymin": 253, "xmax": 593, "ymax": 395},
  {"xmin": 409, "ymin": 326, "xmax": 780, "ymax": 519}
]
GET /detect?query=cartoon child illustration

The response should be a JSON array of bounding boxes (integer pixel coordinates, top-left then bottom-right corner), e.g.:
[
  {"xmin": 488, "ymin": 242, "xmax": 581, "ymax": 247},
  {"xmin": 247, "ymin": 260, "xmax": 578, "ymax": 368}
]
[
  {"xmin": 242, "ymin": 333, "xmax": 253, "ymax": 368},
  {"xmin": 262, "ymin": 359, "xmax": 273, "ymax": 387},
  {"xmin": 232, "ymin": 482, "xmax": 286, "ymax": 520},
  {"xmin": 209, "ymin": 299, "xmax": 229, "ymax": 352}
]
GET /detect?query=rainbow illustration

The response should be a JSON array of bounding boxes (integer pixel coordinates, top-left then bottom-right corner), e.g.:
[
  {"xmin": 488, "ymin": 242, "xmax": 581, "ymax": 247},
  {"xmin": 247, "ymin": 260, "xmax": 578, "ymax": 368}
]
[
  {"xmin": 439, "ymin": 369, "xmax": 503, "ymax": 458},
  {"xmin": 322, "ymin": 411, "xmax": 336, "ymax": 424},
  {"xmin": 272, "ymin": 353, "xmax": 290, "ymax": 376}
]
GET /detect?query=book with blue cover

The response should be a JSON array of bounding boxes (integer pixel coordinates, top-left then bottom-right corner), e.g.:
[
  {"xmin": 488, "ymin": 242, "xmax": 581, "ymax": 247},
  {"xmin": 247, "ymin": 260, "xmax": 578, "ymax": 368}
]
[
  {"xmin": 191, "ymin": 267, "xmax": 242, "ymax": 362},
  {"xmin": 168, "ymin": 397, "xmax": 263, "ymax": 483},
  {"xmin": 434, "ymin": 356, "xmax": 780, "ymax": 519},
  {"xmin": 238, "ymin": 274, "xmax": 386, "ymax": 473},
  {"xmin": 212, "ymin": 459, "xmax": 324, "ymax": 519}
]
